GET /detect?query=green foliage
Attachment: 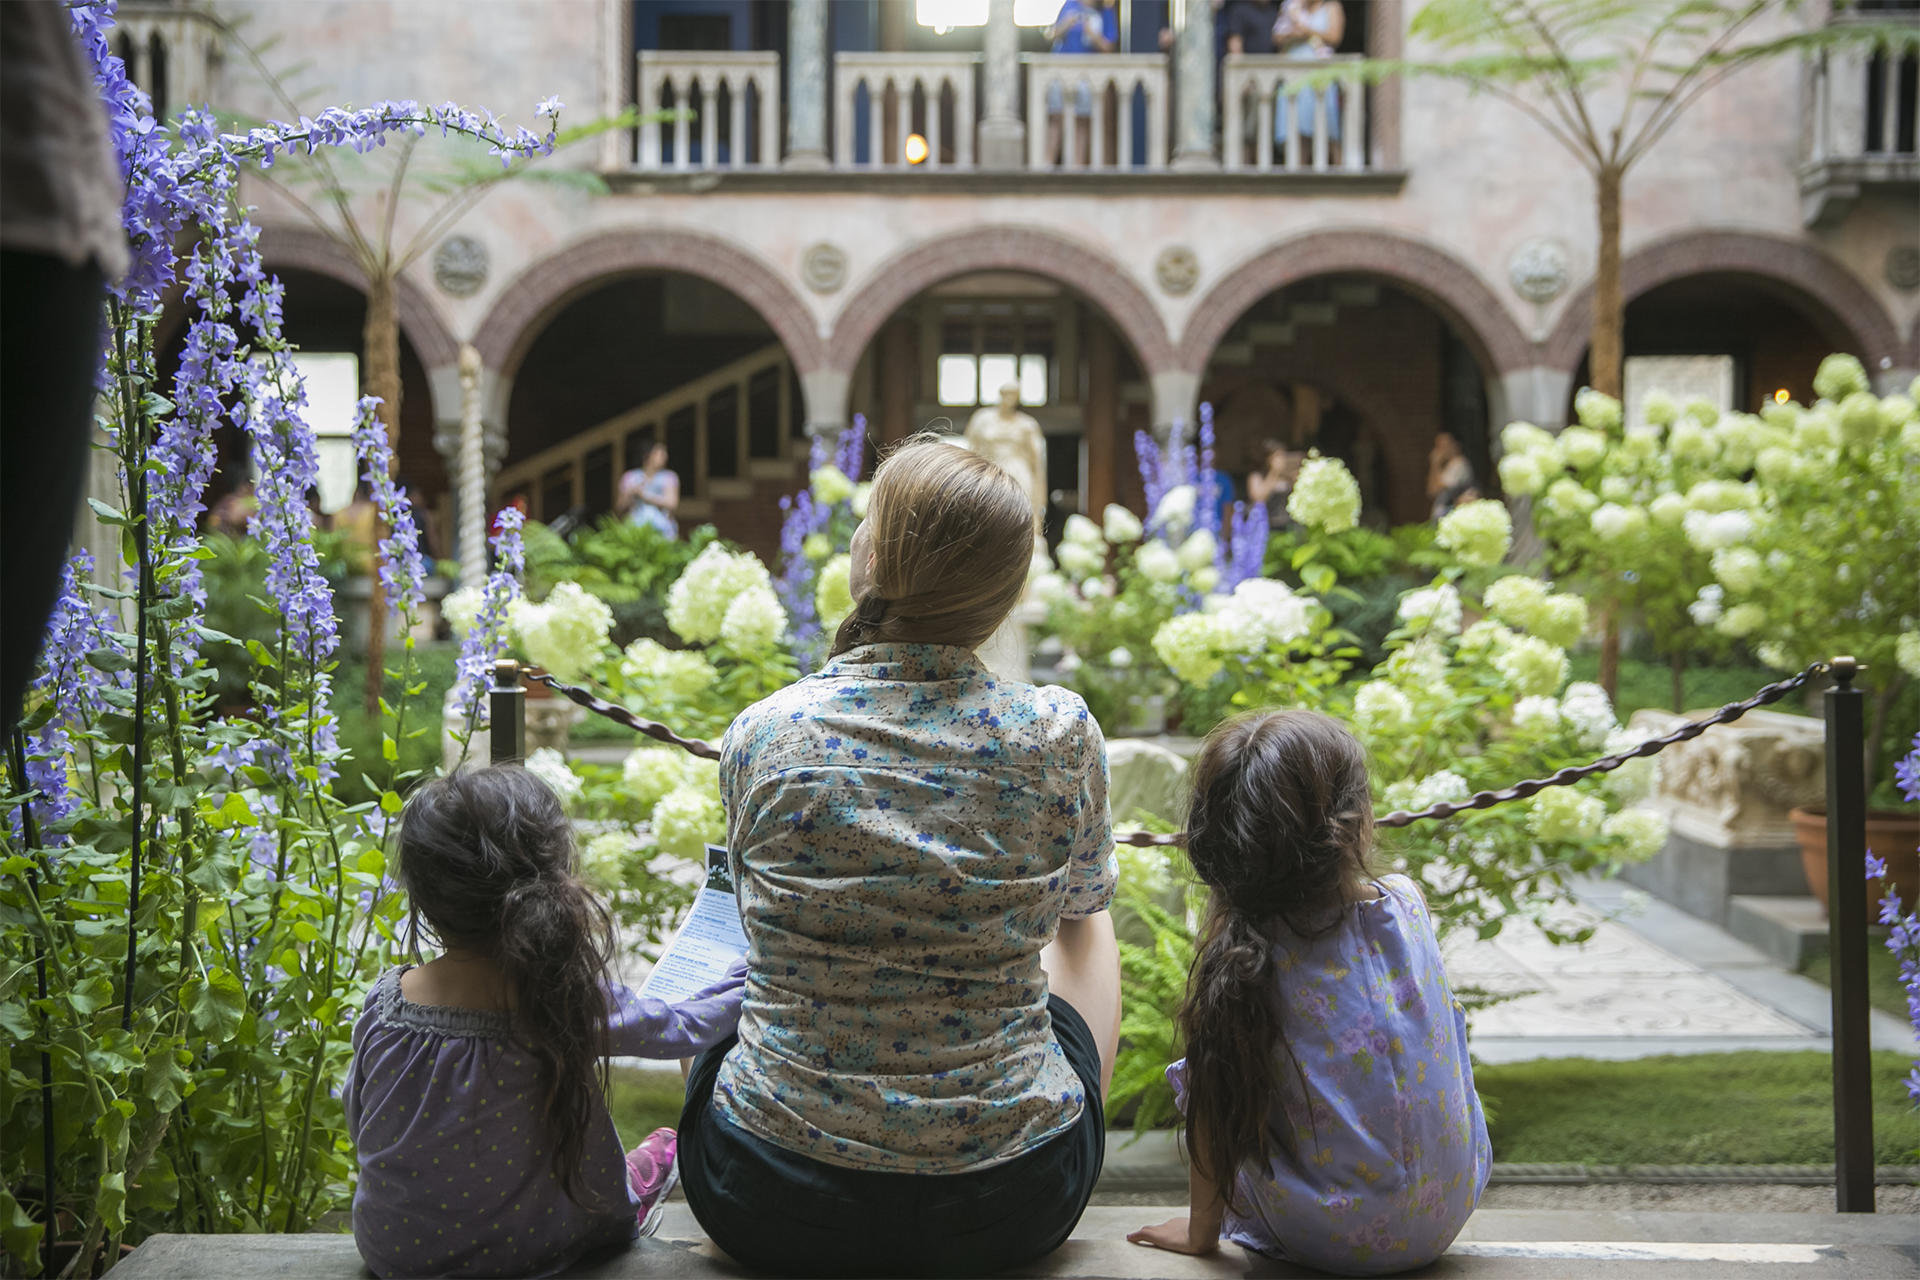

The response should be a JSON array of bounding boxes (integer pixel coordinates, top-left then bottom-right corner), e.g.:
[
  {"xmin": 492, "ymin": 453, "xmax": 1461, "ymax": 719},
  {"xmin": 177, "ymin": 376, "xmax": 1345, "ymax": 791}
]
[
  {"xmin": 198, "ymin": 534, "xmax": 279, "ymax": 707},
  {"xmin": 1110, "ymin": 886, "xmax": 1196, "ymax": 1136},
  {"xmin": 523, "ymin": 519, "xmax": 717, "ymax": 650},
  {"xmin": 1263, "ymin": 525, "xmax": 1438, "ymax": 670}
]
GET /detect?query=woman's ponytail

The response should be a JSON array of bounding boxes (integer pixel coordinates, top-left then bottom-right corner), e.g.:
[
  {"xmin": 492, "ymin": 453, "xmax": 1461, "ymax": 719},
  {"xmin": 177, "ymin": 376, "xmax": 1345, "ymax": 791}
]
[
  {"xmin": 1178, "ymin": 905, "xmax": 1285, "ymax": 1208},
  {"xmin": 396, "ymin": 767, "xmax": 617, "ymax": 1206}
]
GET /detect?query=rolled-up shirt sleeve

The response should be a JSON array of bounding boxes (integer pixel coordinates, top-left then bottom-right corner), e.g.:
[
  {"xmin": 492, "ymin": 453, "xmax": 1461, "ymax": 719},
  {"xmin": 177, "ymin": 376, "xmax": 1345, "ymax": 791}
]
[
  {"xmin": 1061, "ymin": 714, "xmax": 1116, "ymax": 919},
  {"xmin": 604, "ymin": 958, "xmax": 747, "ymax": 1057}
]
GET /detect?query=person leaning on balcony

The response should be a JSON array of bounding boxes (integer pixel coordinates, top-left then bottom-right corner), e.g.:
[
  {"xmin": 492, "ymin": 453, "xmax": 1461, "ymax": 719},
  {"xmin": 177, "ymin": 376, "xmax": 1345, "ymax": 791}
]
[
  {"xmin": 1272, "ymin": 0, "xmax": 1344, "ymax": 165},
  {"xmin": 1045, "ymin": 0, "xmax": 1118, "ymax": 167},
  {"xmin": 675, "ymin": 436, "xmax": 1121, "ymax": 1277},
  {"xmin": 617, "ymin": 440, "xmax": 679, "ymax": 539}
]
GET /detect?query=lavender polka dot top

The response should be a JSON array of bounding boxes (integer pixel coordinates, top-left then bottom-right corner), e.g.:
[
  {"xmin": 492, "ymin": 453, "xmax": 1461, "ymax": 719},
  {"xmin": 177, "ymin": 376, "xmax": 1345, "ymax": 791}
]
[{"xmin": 343, "ymin": 965, "xmax": 743, "ymax": 1278}]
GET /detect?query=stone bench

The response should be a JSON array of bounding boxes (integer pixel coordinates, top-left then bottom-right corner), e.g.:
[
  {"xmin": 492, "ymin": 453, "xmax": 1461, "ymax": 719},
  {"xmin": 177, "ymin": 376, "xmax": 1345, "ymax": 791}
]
[{"xmin": 111, "ymin": 1206, "xmax": 1920, "ymax": 1279}]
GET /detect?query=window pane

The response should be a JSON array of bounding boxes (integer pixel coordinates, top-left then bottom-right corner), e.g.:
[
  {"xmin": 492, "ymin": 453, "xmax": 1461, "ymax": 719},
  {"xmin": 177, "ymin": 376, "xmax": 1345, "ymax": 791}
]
[
  {"xmin": 1020, "ymin": 354, "xmax": 1048, "ymax": 406},
  {"xmin": 1621, "ymin": 354, "xmax": 1735, "ymax": 428},
  {"xmin": 979, "ymin": 353, "xmax": 1018, "ymax": 400},
  {"xmin": 937, "ymin": 354, "xmax": 979, "ymax": 406},
  {"xmin": 314, "ymin": 437, "xmax": 358, "ymax": 515}
]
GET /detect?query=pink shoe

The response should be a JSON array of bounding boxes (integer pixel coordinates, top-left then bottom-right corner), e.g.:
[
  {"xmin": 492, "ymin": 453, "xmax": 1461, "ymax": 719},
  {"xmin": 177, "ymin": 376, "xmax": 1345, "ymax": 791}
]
[{"xmin": 626, "ymin": 1127, "xmax": 679, "ymax": 1238}]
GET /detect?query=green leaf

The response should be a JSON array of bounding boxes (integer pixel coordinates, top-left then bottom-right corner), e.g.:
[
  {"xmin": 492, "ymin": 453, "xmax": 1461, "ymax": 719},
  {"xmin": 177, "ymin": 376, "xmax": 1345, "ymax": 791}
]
[
  {"xmin": 184, "ymin": 969, "xmax": 246, "ymax": 1042},
  {"xmin": 381, "ymin": 735, "xmax": 399, "ymax": 763},
  {"xmin": 85, "ymin": 647, "xmax": 135, "ymax": 674},
  {"xmin": 87, "ymin": 497, "xmax": 128, "ymax": 527},
  {"xmin": 96, "ymin": 1170, "xmax": 127, "ymax": 1234},
  {"xmin": 68, "ymin": 974, "xmax": 114, "ymax": 1016},
  {"xmin": 1290, "ymin": 543, "xmax": 1320, "ymax": 570},
  {"xmin": 0, "ymin": 1185, "xmax": 44, "ymax": 1274},
  {"xmin": 1302, "ymin": 563, "xmax": 1338, "ymax": 597},
  {"xmin": 380, "ymin": 790, "xmax": 403, "ymax": 815},
  {"xmin": 0, "ymin": 1002, "xmax": 34, "ymax": 1040}
]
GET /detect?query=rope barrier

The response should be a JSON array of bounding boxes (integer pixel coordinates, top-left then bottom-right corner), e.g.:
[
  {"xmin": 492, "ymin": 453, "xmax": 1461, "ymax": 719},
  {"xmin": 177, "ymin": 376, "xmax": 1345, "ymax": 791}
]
[{"xmin": 517, "ymin": 662, "xmax": 1831, "ymax": 845}]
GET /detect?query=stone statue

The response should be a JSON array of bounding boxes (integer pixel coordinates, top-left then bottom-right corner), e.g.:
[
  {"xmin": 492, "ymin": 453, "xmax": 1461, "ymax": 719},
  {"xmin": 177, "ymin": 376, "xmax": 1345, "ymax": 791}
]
[
  {"xmin": 962, "ymin": 383, "xmax": 1049, "ymax": 681},
  {"xmin": 963, "ymin": 382, "xmax": 1048, "ymax": 571}
]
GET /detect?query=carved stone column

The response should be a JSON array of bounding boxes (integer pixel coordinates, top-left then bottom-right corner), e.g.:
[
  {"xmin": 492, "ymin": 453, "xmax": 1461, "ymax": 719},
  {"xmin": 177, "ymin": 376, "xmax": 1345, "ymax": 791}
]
[
  {"xmin": 800, "ymin": 366, "xmax": 852, "ymax": 455},
  {"xmin": 786, "ymin": 0, "xmax": 830, "ymax": 169},
  {"xmin": 979, "ymin": 0, "xmax": 1026, "ymax": 169},
  {"xmin": 430, "ymin": 351, "xmax": 506, "ymax": 590},
  {"xmin": 1172, "ymin": 0, "xmax": 1218, "ymax": 171}
]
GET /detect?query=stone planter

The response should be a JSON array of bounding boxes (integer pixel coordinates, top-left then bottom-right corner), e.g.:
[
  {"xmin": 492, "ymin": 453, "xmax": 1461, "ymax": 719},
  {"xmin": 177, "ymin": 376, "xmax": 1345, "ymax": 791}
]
[{"xmin": 1789, "ymin": 806, "xmax": 1920, "ymax": 913}]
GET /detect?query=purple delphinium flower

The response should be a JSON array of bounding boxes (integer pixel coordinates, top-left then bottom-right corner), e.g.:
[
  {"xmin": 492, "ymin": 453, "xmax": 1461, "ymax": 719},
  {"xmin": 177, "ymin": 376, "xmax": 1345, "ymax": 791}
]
[
  {"xmin": 1134, "ymin": 429, "xmax": 1167, "ymax": 523},
  {"xmin": 1223, "ymin": 500, "xmax": 1269, "ymax": 593},
  {"xmin": 1196, "ymin": 403, "xmax": 1221, "ymax": 541},
  {"xmin": 351, "ymin": 400, "xmax": 428, "ymax": 616},
  {"xmin": 1864, "ymin": 727, "xmax": 1919, "ymax": 1109},
  {"xmin": 775, "ymin": 418, "xmax": 868, "ymax": 669},
  {"xmin": 1895, "ymin": 730, "xmax": 1920, "ymax": 804},
  {"xmin": 452, "ymin": 508, "xmax": 527, "ymax": 722}
]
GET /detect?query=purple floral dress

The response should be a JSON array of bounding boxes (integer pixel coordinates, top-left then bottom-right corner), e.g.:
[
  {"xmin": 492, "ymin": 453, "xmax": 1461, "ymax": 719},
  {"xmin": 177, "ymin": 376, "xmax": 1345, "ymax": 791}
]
[
  {"xmin": 1169, "ymin": 874, "xmax": 1490, "ymax": 1276},
  {"xmin": 343, "ymin": 966, "xmax": 743, "ymax": 1278}
]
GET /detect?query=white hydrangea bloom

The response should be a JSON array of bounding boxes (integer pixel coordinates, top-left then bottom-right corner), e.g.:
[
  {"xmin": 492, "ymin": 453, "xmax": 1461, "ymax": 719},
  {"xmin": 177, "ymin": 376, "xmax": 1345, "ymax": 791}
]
[
  {"xmin": 1715, "ymin": 602, "xmax": 1766, "ymax": 638},
  {"xmin": 1109, "ymin": 646, "xmax": 1134, "ymax": 669},
  {"xmin": 1511, "ymin": 695, "xmax": 1561, "ymax": 733},
  {"xmin": 1412, "ymin": 770, "xmax": 1472, "ymax": 808},
  {"xmin": 1685, "ymin": 479, "xmax": 1753, "ymax": 513},
  {"xmin": 850, "ymin": 481, "xmax": 873, "ymax": 518},
  {"xmin": 1590, "ymin": 502, "xmax": 1647, "ymax": 543},
  {"xmin": 1493, "ymin": 635, "xmax": 1569, "ymax": 698},
  {"xmin": 1353, "ymin": 681, "xmax": 1414, "ymax": 734},
  {"xmin": 1620, "ymin": 424, "xmax": 1661, "ymax": 461},
  {"xmin": 1225, "ymin": 578, "xmax": 1313, "ymax": 648},
  {"xmin": 1649, "ymin": 492, "xmax": 1688, "ymax": 527},
  {"xmin": 802, "ymin": 532, "xmax": 832, "ymax": 562},
  {"xmin": 1384, "ymin": 639, "xmax": 1449, "ymax": 691},
  {"xmin": 1152, "ymin": 612, "xmax": 1230, "ymax": 685},
  {"xmin": 1420, "ymin": 857, "xmax": 1471, "ymax": 894},
  {"xmin": 1754, "ymin": 446, "xmax": 1799, "ymax": 485},
  {"xmin": 1710, "ymin": 547, "xmax": 1763, "ymax": 595},
  {"xmin": 1135, "ymin": 540, "xmax": 1182, "ymax": 583},
  {"xmin": 1557, "ymin": 426, "xmax": 1608, "ymax": 471},
  {"xmin": 1191, "ymin": 566, "xmax": 1220, "ymax": 595},
  {"xmin": 1542, "ymin": 477, "xmax": 1599, "ymax": 519},
  {"xmin": 1397, "ymin": 583, "xmax": 1463, "ymax": 636},
  {"xmin": 651, "ymin": 784, "xmax": 726, "ymax": 860},
  {"xmin": 623, "ymin": 744, "xmax": 692, "ymax": 815},
  {"xmin": 720, "ymin": 583, "xmax": 789, "ymax": 653},
  {"xmin": 1814, "ymin": 352, "xmax": 1871, "ymax": 402},
  {"xmin": 1029, "ymin": 571, "xmax": 1071, "ymax": 607},
  {"xmin": 579, "ymin": 827, "xmax": 640, "ymax": 892},
  {"xmin": 1102, "ymin": 503, "xmax": 1143, "ymax": 544},
  {"xmin": 1681, "ymin": 509, "xmax": 1756, "ymax": 552},
  {"xmin": 1601, "ymin": 726, "xmax": 1658, "ymax": 804},
  {"xmin": 1527, "ymin": 787, "xmax": 1606, "ymax": 842},
  {"xmin": 442, "ymin": 585, "xmax": 482, "ymax": 638},
  {"xmin": 1558, "ymin": 681, "xmax": 1615, "ymax": 748},
  {"xmin": 1152, "ymin": 485, "xmax": 1198, "ymax": 539},
  {"xmin": 1177, "ymin": 529, "xmax": 1218, "ymax": 571},
  {"xmin": 1533, "ymin": 594, "xmax": 1590, "ymax": 649},
  {"xmin": 1898, "ymin": 631, "xmax": 1920, "ymax": 680},
  {"xmin": 1794, "ymin": 408, "xmax": 1839, "ymax": 451},
  {"xmin": 815, "ymin": 554, "xmax": 854, "ymax": 629},
  {"xmin": 666, "ymin": 544, "xmax": 775, "ymax": 644},
  {"xmin": 1599, "ymin": 475, "xmax": 1635, "ymax": 502},
  {"xmin": 1667, "ymin": 419, "xmax": 1713, "ymax": 463},
  {"xmin": 810, "ymin": 464, "xmax": 855, "ymax": 505},
  {"xmin": 1482, "ymin": 575, "xmax": 1548, "ymax": 630},
  {"xmin": 1639, "ymin": 391, "xmax": 1679, "ymax": 426},
  {"xmin": 514, "ymin": 582, "xmax": 615, "ymax": 681},
  {"xmin": 1458, "ymin": 619, "xmax": 1515, "ymax": 659},
  {"xmin": 1286, "ymin": 456, "xmax": 1362, "ymax": 534},
  {"xmin": 619, "ymin": 638, "xmax": 718, "ymax": 702},
  {"xmin": 1502, "ymin": 421, "xmax": 1557, "ymax": 457},
  {"xmin": 1055, "ymin": 539, "xmax": 1105, "ymax": 579},
  {"xmin": 524, "ymin": 747, "xmax": 583, "ymax": 805},
  {"xmin": 1574, "ymin": 388, "xmax": 1623, "ymax": 432},
  {"xmin": 1435, "ymin": 500, "xmax": 1512, "ymax": 568},
  {"xmin": 1063, "ymin": 513, "xmax": 1104, "ymax": 548},
  {"xmin": 1080, "ymin": 576, "xmax": 1111, "ymax": 599},
  {"xmin": 1688, "ymin": 584, "xmax": 1725, "ymax": 626},
  {"xmin": 1603, "ymin": 808, "xmax": 1669, "ymax": 862},
  {"xmin": 1497, "ymin": 451, "xmax": 1546, "ymax": 496}
]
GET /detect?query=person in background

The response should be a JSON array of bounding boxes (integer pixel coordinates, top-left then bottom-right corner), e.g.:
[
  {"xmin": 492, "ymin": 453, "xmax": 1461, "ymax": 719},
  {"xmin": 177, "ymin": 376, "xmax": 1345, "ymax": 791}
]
[
  {"xmin": 345, "ymin": 767, "xmax": 746, "ymax": 1278},
  {"xmin": 617, "ymin": 441, "xmax": 679, "ymax": 539},
  {"xmin": 1273, "ymin": 0, "xmax": 1345, "ymax": 165},
  {"xmin": 1427, "ymin": 431, "xmax": 1478, "ymax": 520},
  {"xmin": 1046, "ymin": 0, "xmax": 1118, "ymax": 168},
  {"xmin": 1246, "ymin": 441, "xmax": 1302, "ymax": 532},
  {"xmin": 1127, "ymin": 710, "xmax": 1490, "ymax": 1273}
]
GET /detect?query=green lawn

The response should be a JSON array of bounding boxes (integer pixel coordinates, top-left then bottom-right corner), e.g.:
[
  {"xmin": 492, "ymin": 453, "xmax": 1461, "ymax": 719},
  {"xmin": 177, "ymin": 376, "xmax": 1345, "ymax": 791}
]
[
  {"xmin": 1800, "ymin": 945, "xmax": 1912, "ymax": 1022},
  {"xmin": 614, "ymin": 1051, "xmax": 1920, "ymax": 1166},
  {"xmin": 1477, "ymin": 1051, "xmax": 1919, "ymax": 1165},
  {"xmin": 1565, "ymin": 653, "xmax": 1802, "ymax": 722}
]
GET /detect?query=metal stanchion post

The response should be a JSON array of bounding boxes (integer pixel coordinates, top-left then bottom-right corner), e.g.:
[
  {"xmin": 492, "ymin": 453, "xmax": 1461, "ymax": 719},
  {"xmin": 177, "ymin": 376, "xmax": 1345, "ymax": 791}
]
[
  {"xmin": 1824, "ymin": 655, "xmax": 1873, "ymax": 1213},
  {"xmin": 490, "ymin": 659, "xmax": 526, "ymax": 765}
]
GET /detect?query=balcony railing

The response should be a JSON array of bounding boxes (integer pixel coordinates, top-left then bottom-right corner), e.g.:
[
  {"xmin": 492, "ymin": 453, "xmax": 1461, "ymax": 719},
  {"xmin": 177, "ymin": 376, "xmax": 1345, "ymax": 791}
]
[
  {"xmin": 1022, "ymin": 53, "xmax": 1168, "ymax": 171},
  {"xmin": 636, "ymin": 51, "xmax": 780, "ymax": 171},
  {"xmin": 834, "ymin": 53, "xmax": 979, "ymax": 169},
  {"xmin": 1801, "ymin": 42, "xmax": 1918, "ymax": 224},
  {"xmin": 495, "ymin": 345, "xmax": 796, "ymax": 524},
  {"xmin": 1221, "ymin": 54, "xmax": 1371, "ymax": 173},
  {"xmin": 116, "ymin": 2, "xmax": 219, "ymax": 119}
]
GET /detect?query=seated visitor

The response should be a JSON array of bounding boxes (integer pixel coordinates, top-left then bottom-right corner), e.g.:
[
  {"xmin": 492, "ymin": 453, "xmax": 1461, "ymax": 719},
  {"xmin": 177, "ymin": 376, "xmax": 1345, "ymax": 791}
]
[
  {"xmin": 677, "ymin": 436, "xmax": 1121, "ymax": 1277},
  {"xmin": 1129, "ymin": 710, "xmax": 1490, "ymax": 1276},
  {"xmin": 1045, "ymin": 0, "xmax": 1118, "ymax": 167},
  {"xmin": 1427, "ymin": 431, "xmax": 1479, "ymax": 520},
  {"xmin": 617, "ymin": 441, "xmax": 679, "ymax": 539},
  {"xmin": 344, "ymin": 767, "xmax": 745, "ymax": 1279}
]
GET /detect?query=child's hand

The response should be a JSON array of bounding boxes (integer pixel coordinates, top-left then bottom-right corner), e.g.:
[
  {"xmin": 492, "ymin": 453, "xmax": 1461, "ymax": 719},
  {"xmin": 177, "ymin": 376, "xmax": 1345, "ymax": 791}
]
[{"xmin": 1127, "ymin": 1217, "xmax": 1219, "ymax": 1256}]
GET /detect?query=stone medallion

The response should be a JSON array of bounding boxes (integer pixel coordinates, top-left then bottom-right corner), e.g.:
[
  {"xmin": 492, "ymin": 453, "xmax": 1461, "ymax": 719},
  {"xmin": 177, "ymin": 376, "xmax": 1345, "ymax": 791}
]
[
  {"xmin": 1886, "ymin": 244, "xmax": 1920, "ymax": 292},
  {"xmin": 1508, "ymin": 237, "xmax": 1570, "ymax": 304},
  {"xmin": 432, "ymin": 234, "xmax": 489, "ymax": 297},
  {"xmin": 801, "ymin": 242, "xmax": 848, "ymax": 294},
  {"xmin": 1155, "ymin": 245, "xmax": 1199, "ymax": 296}
]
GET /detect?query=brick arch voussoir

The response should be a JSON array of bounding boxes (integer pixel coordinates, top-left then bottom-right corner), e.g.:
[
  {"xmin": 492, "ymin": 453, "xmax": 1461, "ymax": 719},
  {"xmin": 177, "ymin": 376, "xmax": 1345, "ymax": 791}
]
[
  {"xmin": 826, "ymin": 228, "xmax": 1176, "ymax": 375},
  {"xmin": 472, "ymin": 231, "xmax": 826, "ymax": 378},
  {"xmin": 256, "ymin": 224, "xmax": 460, "ymax": 374},
  {"xmin": 1176, "ymin": 230, "xmax": 1535, "ymax": 378},
  {"xmin": 1542, "ymin": 230, "xmax": 1905, "ymax": 375}
]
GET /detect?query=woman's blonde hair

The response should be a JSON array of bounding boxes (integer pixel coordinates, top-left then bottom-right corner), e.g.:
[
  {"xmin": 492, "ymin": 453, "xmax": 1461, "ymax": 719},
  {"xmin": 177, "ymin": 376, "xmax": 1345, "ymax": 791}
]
[{"xmin": 830, "ymin": 434, "xmax": 1035, "ymax": 657}]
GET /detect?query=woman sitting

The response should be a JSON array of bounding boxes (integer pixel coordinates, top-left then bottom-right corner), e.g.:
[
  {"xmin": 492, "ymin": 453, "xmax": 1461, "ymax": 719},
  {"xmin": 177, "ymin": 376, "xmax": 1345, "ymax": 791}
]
[{"xmin": 676, "ymin": 435, "xmax": 1121, "ymax": 1277}]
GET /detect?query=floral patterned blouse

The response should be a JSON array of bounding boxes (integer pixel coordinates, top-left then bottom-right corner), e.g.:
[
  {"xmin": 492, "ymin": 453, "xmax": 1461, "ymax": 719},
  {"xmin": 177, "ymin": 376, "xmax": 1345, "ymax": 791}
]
[
  {"xmin": 713, "ymin": 642, "xmax": 1115, "ymax": 1173},
  {"xmin": 1169, "ymin": 874, "xmax": 1490, "ymax": 1277}
]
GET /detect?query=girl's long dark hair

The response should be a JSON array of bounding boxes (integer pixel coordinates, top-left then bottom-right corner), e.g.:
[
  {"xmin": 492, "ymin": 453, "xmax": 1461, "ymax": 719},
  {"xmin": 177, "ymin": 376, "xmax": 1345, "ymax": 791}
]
[
  {"xmin": 1178, "ymin": 710, "xmax": 1374, "ymax": 1206},
  {"xmin": 396, "ymin": 766, "xmax": 617, "ymax": 1204}
]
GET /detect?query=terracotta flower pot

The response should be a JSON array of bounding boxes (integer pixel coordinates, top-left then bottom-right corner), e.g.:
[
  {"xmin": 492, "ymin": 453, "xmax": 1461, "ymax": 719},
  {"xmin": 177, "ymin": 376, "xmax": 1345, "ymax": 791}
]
[{"xmin": 1790, "ymin": 806, "xmax": 1920, "ymax": 913}]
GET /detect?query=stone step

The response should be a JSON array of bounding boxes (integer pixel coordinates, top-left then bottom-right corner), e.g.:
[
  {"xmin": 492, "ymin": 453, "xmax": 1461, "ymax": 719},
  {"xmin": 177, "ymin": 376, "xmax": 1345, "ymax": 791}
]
[
  {"xmin": 110, "ymin": 1206, "xmax": 1920, "ymax": 1279},
  {"xmin": 1727, "ymin": 894, "xmax": 1833, "ymax": 969}
]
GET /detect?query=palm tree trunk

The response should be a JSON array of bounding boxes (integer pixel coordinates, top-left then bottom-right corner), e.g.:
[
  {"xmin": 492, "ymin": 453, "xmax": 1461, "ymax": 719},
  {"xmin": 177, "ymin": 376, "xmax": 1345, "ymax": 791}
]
[
  {"xmin": 1590, "ymin": 164, "xmax": 1625, "ymax": 399},
  {"xmin": 362, "ymin": 272, "xmax": 401, "ymax": 716}
]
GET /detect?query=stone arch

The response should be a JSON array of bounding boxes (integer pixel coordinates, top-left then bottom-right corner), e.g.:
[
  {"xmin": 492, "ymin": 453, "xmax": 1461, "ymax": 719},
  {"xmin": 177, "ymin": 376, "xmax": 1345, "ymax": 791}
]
[
  {"xmin": 1176, "ymin": 229, "xmax": 1536, "ymax": 377},
  {"xmin": 256, "ymin": 225, "xmax": 460, "ymax": 372},
  {"xmin": 1542, "ymin": 230, "xmax": 1905, "ymax": 375},
  {"xmin": 472, "ymin": 229, "xmax": 827, "ymax": 377},
  {"xmin": 825, "ymin": 226, "xmax": 1177, "ymax": 375}
]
